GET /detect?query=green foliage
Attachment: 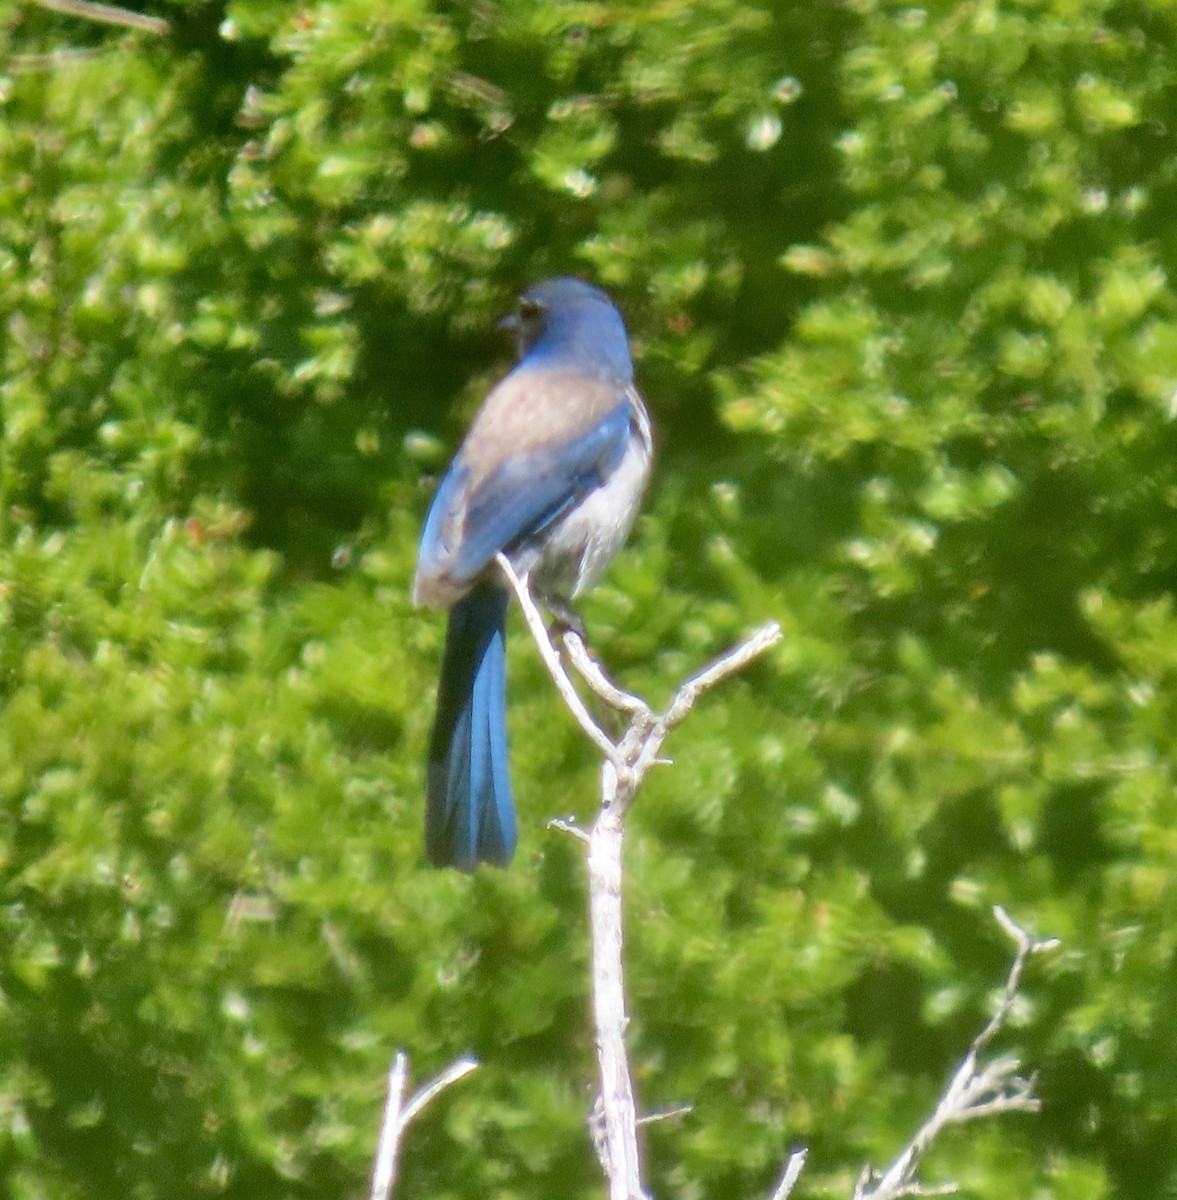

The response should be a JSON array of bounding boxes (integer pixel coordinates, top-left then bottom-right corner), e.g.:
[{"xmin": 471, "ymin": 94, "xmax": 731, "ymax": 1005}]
[{"xmin": 3, "ymin": 0, "xmax": 1177, "ymax": 1195}]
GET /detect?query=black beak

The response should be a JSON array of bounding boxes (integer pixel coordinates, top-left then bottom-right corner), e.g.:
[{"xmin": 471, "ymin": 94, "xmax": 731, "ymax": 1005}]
[{"xmin": 497, "ymin": 312, "xmax": 519, "ymax": 332}]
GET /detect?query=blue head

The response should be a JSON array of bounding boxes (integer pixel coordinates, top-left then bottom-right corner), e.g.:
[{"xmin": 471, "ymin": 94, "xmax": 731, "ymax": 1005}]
[{"xmin": 500, "ymin": 277, "xmax": 633, "ymax": 384}]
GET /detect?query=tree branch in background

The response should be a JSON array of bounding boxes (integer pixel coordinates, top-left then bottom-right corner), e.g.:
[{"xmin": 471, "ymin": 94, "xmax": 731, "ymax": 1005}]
[
  {"xmin": 369, "ymin": 1051, "xmax": 478, "ymax": 1200},
  {"xmin": 32, "ymin": 0, "xmax": 170, "ymax": 35},
  {"xmin": 851, "ymin": 906, "xmax": 1059, "ymax": 1200},
  {"xmin": 498, "ymin": 551, "xmax": 782, "ymax": 1200},
  {"xmin": 9, "ymin": 46, "xmax": 107, "ymax": 71}
]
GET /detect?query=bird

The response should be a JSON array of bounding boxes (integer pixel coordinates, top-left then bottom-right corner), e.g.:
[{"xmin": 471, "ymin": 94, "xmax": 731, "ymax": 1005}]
[{"xmin": 413, "ymin": 278, "xmax": 653, "ymax": 870}]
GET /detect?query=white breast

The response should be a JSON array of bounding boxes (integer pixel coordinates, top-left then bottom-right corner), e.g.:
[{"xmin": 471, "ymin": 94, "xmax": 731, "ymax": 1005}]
[{"xmin": 518, "ymin": 387, "xmax": 653, "ymax": 603}]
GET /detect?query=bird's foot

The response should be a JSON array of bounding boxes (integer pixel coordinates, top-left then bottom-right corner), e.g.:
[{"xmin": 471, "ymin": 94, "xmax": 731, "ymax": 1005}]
[{"xmin": 545, "ymin": 598, "xmax": 587, "ymax": 641}]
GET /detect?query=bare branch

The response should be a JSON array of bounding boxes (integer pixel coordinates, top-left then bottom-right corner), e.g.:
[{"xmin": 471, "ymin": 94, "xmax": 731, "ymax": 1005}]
[
  {"xmin": 370, "ymin": 1051, "xmax": 478, "ymax": 1200},
  {"xmin": 626, "ymin": 620, "xmax": 781, "ymax": 792},
  {"xmin": 495, "ymin": 554, "xmax": 622, "ymax": 765},
  {"xmin": 548, "ymin": 816, "xmax": 591, "ymax": 844},
  {"xmin": 983, "ymin": 905, "xmax": 1060, "ymax": 1054},
  {"xmin": 662, "ymin": 621, "xmax": 783, "ymax": 730},
  {"xmin": 636, "ymin": 1103, "xmax": 693, "ymax": 1127},
  {"xmin": 852, "ymin": 908, "xmax": 1057, "ymax": 1200},
  {"xmin": 32, "ymin": 0, "xmax": 170, "ymax": 34},
  {"xmin": 504, "ymin": 566, "xmax": 780, "ymax": 1200},
  {"xmin": 588, "ymin": 801, "xmax": 645, "ymax": 1200},
  {"xmin": 402, "ymin": 1057, "xmax": 480, "ymax": 1127},
  {"xmin": 370, "ymin": 1053, "xmax": 409, "ymax": 1200},
  {"xmin": 562, "ymin": 629, "xmax": 648, "ymax": 714},
  {"xmin": 9, "ymin": 46, "xmax": 107, "ymax": 71},
  {"xmin": 872, "ymin": 1184, "xmax": 958, "ymax": 1199},
  {"xmin": 769, "ymin": 1148, "xmax": 809, "ymax": 1200}
]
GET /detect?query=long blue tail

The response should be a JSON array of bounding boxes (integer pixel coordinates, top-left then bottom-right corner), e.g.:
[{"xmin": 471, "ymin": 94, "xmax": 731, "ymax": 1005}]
[{"xmin": 425, "ymin": 582, "xmax": 516, "ymax": 870}]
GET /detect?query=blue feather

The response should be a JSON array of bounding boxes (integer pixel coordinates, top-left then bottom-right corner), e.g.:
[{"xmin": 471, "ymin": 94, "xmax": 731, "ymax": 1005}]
[
  {"xmin": 455, "ymin": 399, "xmax": 631, "ymax": 578},
  {"xmin": 425, "ymin": 583, "xmax": 516, "ymax": 870}
]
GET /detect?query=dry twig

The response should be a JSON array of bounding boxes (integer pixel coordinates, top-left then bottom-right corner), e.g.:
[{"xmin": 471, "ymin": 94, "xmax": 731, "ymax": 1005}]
[
  {"xmin": 769, "ymin": 1148, "xmax": 810, "ymax": 1200},
  {"xmin": 851, "ymin": 906, "xmax": 1058, "ymax": 1200},
  {"xmin": 496, "ymin": 554, "xmax": 624, "ymax": 764},
  {"xmin": 370, "ymin": 1051, "xmax": 478, "ymax": 1200},
  {"xmin": 497, "ymin": 553, "xmax": 781, "ymax": 1200},
  {"xmin": 32, "ymin": 0, "xmax": 170, "ymax": 35},
  {"xmin": 9, "ymin": 46, "xmax": 108, "ymax": 71}
]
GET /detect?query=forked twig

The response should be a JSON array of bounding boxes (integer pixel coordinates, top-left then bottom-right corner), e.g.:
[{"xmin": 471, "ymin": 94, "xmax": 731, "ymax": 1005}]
[
  {"xmin": 495, "ymin": 554, "xmax": 623, "ymax": 764},
  {"xmin": 370, "ymin": 1051, "xmax": 478, "ymax": 1200},
  {"xmin": 852, "ymin": 907, "xmax": 1058, "ymax": 1200},
  {"xmin": 498, "ymin": 554, "xmax": 781, "ymax": 1200}
]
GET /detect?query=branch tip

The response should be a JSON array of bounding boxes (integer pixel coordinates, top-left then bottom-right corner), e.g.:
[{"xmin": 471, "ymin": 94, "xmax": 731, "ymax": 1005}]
[
  {"xmin": 769, "ymin": 1147, "xmax": 809, "ymax": 1200},
  {"xmin": 33, "ymin": 0, "xmax": 170, "ymax": 34},
  {"xmin": 548, "ymin": 816, "xmax": 591, "ymax": 844},
  {"xmin": 635, "ymin": 1103, "xmax": 693, "ymax": 1126}
]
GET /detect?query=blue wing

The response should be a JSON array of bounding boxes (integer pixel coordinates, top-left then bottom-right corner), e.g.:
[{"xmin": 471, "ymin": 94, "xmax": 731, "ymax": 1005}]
[{"xmin": 417, "ymin": 393, "xmax": 630, "ymax": 597}]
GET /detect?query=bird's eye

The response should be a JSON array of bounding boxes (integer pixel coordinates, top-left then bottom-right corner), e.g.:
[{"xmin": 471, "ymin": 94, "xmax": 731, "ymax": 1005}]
[{"xmin": 518, "ymin": 299, "xmax": 544, "ymax": 321}]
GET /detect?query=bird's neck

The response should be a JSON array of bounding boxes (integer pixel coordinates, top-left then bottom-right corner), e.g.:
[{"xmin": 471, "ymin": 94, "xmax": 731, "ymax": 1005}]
[{"xmin": 522, "ymin": 325, "xmax": 632, "ymax": 384}]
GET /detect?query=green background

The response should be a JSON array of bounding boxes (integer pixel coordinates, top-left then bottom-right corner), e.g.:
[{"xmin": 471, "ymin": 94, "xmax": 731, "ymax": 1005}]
[{"xmin": 2, "ymin": 0, "xmax": 1176, "ymax": 1195}]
